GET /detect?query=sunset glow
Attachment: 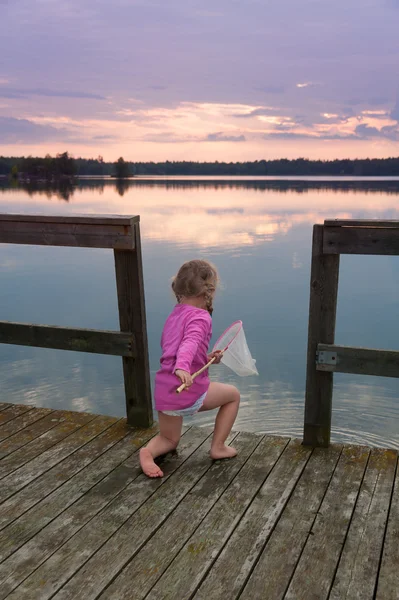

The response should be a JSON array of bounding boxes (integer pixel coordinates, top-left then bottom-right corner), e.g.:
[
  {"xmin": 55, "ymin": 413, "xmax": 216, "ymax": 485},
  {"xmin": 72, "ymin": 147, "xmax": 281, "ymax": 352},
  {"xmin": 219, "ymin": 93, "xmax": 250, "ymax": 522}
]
[{"xmin": 1, "ymin": 0, "xmax": 399, "ymax": 161}]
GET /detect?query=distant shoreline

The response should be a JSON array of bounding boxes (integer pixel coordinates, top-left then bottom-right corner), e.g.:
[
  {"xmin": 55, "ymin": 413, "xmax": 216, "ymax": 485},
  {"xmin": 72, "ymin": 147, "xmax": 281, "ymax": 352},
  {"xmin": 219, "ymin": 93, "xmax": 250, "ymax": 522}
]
[{"xmin": 2, "ymin": 156, "xmax": 399, "ymax": 178}]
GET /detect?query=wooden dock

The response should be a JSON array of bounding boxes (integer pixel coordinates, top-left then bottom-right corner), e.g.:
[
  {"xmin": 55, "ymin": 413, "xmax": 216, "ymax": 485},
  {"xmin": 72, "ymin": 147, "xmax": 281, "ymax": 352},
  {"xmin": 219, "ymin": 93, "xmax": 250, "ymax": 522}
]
[{"xmin": 0, "ymin": 403, "xmax": 397, "ymax": 600}]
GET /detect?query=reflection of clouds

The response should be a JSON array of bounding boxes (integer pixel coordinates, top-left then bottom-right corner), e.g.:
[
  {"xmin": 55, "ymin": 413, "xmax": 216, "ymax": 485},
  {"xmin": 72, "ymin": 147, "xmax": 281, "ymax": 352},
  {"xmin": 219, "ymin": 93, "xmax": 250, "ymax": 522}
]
[
  {"xmin": 292, "ymin": 252, "xmax": 303, "ymax": 269},
  {"xmin": 1, "ymin": 183, "xmax": 399, "ymax": 250},
  {"xmin": 0, "ymin": 259, "xmax": 18, "ymax": 270}
]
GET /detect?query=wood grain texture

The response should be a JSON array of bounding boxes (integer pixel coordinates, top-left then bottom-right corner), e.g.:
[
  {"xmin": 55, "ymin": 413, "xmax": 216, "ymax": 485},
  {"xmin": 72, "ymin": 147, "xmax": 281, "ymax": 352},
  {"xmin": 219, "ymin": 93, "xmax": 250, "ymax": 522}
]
[
  {"xmin": 0, "ymin": 406, "xmax": 396, "ymax": 600},
  {"xmin": 0, "ymin": 413, "xmax": 96, "ymax": 482},
  {"xmin": 0, "ymin": 407, "xmax": 53, "ymax": 443},
  {"xmin": 303, "ymin": 225, "xmax": 340, "ymax": 446},
  {"xmin": 284, "ymin": 444, "xmax": 370, "ymax": 600},
  {"xmin": 191, "ymin": 439, "xmax": 312, "ymax": 600},
  {"xmin": 114, "ymin": 222, "xmax": 152, "ymax": 427},
  {"xmin": 0, "ymin": 409, "xmax": 62, "ymax": 458},
  {"xmin": 0, "ymin": 413, "xmax": 103, "ymax": 506},
  {"xmin": 324, "ymin": 219, "xmax": 399, "ymax": 228},
  {"xmin": 0, "ymin": 405, "xmax": 34, "ymax": 425},
  {"xmin": 99, "ymin": 432, "xmax": 259, "ymax": 600},
  {"xmin": 0, "ymin": 417, "xmax": 126, "ymax": 534},
  {"xmin": 0, "ymin": 214, "xmax": 139, "ymax": 225},
  {"xmin": 0, "ymin": 425, "xmax": 158, "ymax": 599},
  {"xmin": 9, "ymin": 427, "xmax": 211, "ymax": 600},
  {"xmin": 330, "ymin": 447, "xmax": 397, "ymax": 600},
  {"xmin": 317, "ymin": 344, "xmax": 399, "ymax": 378},
  {"xmin": 0, "ymin": 215, "xmax": 138, "ymax": 249},
  {"xmin": 324, "ymin": 226, "xmax": 399, "ymax": 255},
  {"xmin": 147, "ymin": 435, "xmax": 290, "ymax": 600},
  {"xmin": 0, "ymin": 321, "xmax": 136, "ymax": 357},
  {"xmin": 375, "ymin": 456, "xmax": 399, "ymax": 600},
  {"xmin": 241, "ymin": 444, "xmax": 342, "ymax": 600}
]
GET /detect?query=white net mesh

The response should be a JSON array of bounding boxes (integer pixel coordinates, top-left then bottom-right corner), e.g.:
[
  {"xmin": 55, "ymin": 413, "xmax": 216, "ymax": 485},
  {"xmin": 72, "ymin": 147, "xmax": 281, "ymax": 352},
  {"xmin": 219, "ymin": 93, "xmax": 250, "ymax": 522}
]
[{"xmin": 212, "ymin": 321, "xmax": 258, "ymax": 377}]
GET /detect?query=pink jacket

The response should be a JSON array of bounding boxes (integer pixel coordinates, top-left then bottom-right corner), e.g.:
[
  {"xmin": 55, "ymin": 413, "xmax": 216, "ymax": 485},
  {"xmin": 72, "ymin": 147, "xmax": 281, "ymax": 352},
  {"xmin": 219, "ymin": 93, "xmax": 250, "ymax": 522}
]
[{"xmin": 154, "ymin": 304, "xmax": 212, "ymax": 411}]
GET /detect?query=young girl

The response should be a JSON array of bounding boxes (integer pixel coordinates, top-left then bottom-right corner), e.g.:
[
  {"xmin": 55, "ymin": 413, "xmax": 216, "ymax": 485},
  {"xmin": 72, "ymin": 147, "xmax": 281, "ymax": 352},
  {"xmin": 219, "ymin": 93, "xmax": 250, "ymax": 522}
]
[{"xmin": 140, "ymin": 259, "xmax": 240, "ymax": 478}]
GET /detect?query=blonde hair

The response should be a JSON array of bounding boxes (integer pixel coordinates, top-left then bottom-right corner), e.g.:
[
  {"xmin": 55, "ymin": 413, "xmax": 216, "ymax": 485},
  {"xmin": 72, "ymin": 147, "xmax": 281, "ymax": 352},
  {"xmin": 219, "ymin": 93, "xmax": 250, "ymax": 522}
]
[{"xmin": 172, "ymin": 259, "xmax": 219, "ymax": 315}]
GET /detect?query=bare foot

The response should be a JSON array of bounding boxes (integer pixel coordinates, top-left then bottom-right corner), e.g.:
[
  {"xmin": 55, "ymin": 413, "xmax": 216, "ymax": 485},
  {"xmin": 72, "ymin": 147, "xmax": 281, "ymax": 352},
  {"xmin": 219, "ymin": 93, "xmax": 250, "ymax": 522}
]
[
  {"xmin": 140, "ymin": 448, "xmax": 164, "ymax": 478},
  {"xmin": 210, "ymin": 445, "xmax": 237, "ymax": 460}
]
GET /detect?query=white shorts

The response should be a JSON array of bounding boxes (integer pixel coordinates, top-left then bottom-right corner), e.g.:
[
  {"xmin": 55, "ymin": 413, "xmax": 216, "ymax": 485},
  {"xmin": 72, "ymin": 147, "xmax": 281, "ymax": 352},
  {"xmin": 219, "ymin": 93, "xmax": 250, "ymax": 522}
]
[{"xmin": 161, "ymin": 392, "xmax": 207, "ymax": 417}]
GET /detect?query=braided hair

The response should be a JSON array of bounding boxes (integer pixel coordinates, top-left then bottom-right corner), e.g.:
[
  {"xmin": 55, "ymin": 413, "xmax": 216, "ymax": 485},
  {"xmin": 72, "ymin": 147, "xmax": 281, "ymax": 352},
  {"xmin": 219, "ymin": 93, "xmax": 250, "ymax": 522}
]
[{"xmin": 171, "ymin": 260, "xmax": 219, "ymax": 315}]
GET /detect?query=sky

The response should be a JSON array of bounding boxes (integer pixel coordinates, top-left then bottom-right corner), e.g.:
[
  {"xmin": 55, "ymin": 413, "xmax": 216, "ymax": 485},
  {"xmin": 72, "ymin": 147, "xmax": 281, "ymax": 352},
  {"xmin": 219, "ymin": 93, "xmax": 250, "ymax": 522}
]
[{"xmin": 1, "ymin": 0, "xmax": 399, "ymax": 161}]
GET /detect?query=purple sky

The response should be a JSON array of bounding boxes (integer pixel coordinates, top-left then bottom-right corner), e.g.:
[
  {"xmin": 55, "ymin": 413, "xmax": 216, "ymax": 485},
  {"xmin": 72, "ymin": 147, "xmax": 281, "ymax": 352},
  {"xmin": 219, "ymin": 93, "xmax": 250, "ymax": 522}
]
[{"xmin": 1, "ymin": 0, "xmax": 399, "ymax": 160}]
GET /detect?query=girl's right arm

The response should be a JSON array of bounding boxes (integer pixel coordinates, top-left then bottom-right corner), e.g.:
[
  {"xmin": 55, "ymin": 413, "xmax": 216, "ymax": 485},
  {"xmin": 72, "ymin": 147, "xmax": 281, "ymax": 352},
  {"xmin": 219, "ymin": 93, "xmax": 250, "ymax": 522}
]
[{"xmin": 174, "ymin": 315, "xmax": 210, "ymax": 382}]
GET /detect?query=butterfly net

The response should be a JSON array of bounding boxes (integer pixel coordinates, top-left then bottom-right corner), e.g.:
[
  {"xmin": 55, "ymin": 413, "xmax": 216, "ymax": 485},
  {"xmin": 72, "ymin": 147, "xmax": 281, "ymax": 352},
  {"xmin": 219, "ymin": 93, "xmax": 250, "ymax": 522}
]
[{"xmin": 212, "ymin": 321, "xmax": 258, "ymax": 376}]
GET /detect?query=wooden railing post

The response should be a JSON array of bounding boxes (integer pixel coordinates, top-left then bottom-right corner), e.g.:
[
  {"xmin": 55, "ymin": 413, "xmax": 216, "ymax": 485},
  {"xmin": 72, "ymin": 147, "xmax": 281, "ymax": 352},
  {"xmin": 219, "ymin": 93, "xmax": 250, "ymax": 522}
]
[
  {"xmin": 303, "ymin": 225, "xmax": 340, "ymax": 447},
  {"xmin": 114, "ymin": 222, "xmax": 153, "ymax": 428}
]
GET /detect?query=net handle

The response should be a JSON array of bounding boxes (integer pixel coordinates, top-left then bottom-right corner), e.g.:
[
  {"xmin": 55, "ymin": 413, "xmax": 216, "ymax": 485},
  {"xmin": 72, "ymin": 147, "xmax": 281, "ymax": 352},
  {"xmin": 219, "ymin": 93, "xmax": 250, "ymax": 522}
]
[{"xmin": 176, "ymin": 353, "xmax": 223, "ymax": 394}]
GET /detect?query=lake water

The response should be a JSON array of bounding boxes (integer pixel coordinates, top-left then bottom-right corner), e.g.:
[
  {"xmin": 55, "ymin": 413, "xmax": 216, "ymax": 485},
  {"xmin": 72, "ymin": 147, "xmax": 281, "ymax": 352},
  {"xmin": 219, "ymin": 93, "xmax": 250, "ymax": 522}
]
[{"xmin": 0, "ymin": 177, "xmax": 399, "ymax": 449}]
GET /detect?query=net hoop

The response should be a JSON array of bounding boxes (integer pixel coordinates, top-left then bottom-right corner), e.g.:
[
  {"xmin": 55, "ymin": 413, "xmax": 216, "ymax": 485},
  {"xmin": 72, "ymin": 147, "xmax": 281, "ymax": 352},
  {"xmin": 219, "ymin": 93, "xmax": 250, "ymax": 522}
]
[{"xmin": 212, "ymin": 320, "xmax": 242, "ymax": 352}]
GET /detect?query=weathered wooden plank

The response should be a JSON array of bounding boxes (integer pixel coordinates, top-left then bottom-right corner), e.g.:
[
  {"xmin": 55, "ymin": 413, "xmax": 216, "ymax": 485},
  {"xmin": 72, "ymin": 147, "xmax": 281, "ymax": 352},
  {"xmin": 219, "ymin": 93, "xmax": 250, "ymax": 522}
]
[
  {"xmin": 324, "ymin": 226, "xmax": 399, "ymax": 255},
  {"xmin": 324, "ymin": 219, "xmax": 399, "ymax": 228},
  {"xmin": 114, "ymin": 222, "xmax": 153, "ymax": 427},
  {"xmin": 0, "ymin": 407, "xmax": 53, "ymax": 443},
  {"xmin": 241, "ymin": 444, "xmax": 343, "ymax": 600},
  {"xmin": 284, "ymin": 445, "xmax": 370, "ymax": 600},
  {"xmin": 0, "ymin": 413, "xmax": 109, "ymax": 505},
  {"xmin": 0, "ymin": 221, "xmax": 132, "ymax": 237},
  {"xmin": 0, "ymin": 230, "xmax": 134, "ymax": 249},
  {"xmin": 0, "ymin": 416, "xmax": 126, "ymax": 534},
  {"xmin": 99, "ymin": 431, "xmax": 261, "ymax": 600},
  {"xmin": 0, "ymin": 215, "xmax": 137, "ymax": 249},
  {"xmin": 0, "ymin": 426, "xmax": 159, "ymax": 597},
  {"xmin": 0, "ymin": 214, "xmax": 139, "ymax": 226},
  {"xmin": 0, "ymin": 404, "xmax": 34, "ymax": 425},
  {"xmin": 187, "ymin": 439, "xmax": 311, "ymax": 600},
  {"xmin": 317, "ymin": 344, "xmax": 399, "ymax": 378},
  {"xmin": 0, "ymin": 321, "xmax": 136, "ymax": 357},
  {"xmin": 0, "ymin": 403, "xmax": 12, "ymax": 412},
  {"xmin": 330, "ymin": 447, "xmax": 397, "ymax": 600},
  {"xmin": 0, "ymin": 412, "xmax": 95, "ymax": 482},
  {"xmin": 303, "ymin": 224, "xmax": 340, "ymax": 447},
  {"xmin": 0, "ymin": 410, "xmax": 62, "ymax": 457},
  {"xmin": 8, "ymin": 427, "xmax": 211, "ymax": 600},
  {"xmin": 145, "ymin": 435, "xmax": 288, "ymax": 600},
  {"xmin": 375, "ymin": 456, "xmax": 399, "ymax": 600}
]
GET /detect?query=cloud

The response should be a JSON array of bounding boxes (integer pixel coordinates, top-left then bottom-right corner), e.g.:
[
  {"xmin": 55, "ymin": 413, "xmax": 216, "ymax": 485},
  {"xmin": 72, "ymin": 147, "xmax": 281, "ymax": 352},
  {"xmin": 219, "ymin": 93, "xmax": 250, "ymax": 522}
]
[
  {"xmin": 206, "ymin": 132, "xmax": 246, "ymax": 142},
  {"xmin": 92, "ymin": 135, "xmax": 117, "ymax": 140},
  {"xmin": 0, "ymin": 87, "xmax": 105, "ymax": 100},
  {"xmin": 2, "ymin": 0, "xmax": 399, "ymax": 158},
  {"xmin": 140, "ymin": 131, "xmax": 195, "ymax": 143},
  {"xmin": 0, "ymin": 116, "xmax": 69, "ymax": 143},
  {"xmin": 355, "ymin": 123, "xmax": 399, "ymax": 141},
  {"xmin": 233, "ymin": 107, "xmax": 279, "ymax": 119}
]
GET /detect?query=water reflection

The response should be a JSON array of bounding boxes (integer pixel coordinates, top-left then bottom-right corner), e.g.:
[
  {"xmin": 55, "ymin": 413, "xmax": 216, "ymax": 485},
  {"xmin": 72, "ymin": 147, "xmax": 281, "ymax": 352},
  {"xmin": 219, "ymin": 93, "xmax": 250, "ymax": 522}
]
[{"xmin": 0, "ymin": 178, "xmax": 398, "ymax": 449}]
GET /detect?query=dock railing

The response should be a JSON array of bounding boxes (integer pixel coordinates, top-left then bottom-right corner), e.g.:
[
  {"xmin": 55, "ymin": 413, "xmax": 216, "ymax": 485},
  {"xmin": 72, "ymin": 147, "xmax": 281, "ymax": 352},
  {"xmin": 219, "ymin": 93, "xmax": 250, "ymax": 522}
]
[
  {"xmin": 304, "ymin": 219, "xmax": 399, "ymax": 447},
  {"xmin": 0, "ymin": 213, "xmax": 153, "ymax": 428}
]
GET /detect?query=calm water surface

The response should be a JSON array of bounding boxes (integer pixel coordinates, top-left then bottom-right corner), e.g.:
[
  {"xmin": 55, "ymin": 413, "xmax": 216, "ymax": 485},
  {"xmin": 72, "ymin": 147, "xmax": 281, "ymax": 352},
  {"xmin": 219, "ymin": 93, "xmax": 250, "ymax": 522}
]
[{"xmin": 0, "ymin": 177, "xmax": 398, "ymax": 448}]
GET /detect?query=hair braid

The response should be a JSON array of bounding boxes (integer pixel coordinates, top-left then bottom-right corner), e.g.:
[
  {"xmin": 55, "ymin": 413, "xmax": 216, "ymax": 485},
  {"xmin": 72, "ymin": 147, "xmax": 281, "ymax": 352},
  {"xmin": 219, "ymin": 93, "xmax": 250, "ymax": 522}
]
[{"xmin": 171, "ymin": 259, "xmax": 219, "ymax": 315}]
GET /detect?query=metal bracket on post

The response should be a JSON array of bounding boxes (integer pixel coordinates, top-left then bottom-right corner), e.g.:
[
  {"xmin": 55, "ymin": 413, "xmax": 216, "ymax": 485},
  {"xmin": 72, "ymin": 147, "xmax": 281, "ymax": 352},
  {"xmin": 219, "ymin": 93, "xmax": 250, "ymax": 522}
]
[{"xmin": 316, "ymin": 350, "xmax": 337, "ymax": 366}]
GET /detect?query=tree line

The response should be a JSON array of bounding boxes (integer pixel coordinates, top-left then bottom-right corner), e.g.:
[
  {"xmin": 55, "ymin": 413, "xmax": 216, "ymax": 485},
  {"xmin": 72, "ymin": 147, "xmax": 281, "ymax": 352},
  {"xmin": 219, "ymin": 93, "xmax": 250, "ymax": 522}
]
[{"xmin": 2, "ymin": 154, "xmax": 399, "ymax": 177}]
